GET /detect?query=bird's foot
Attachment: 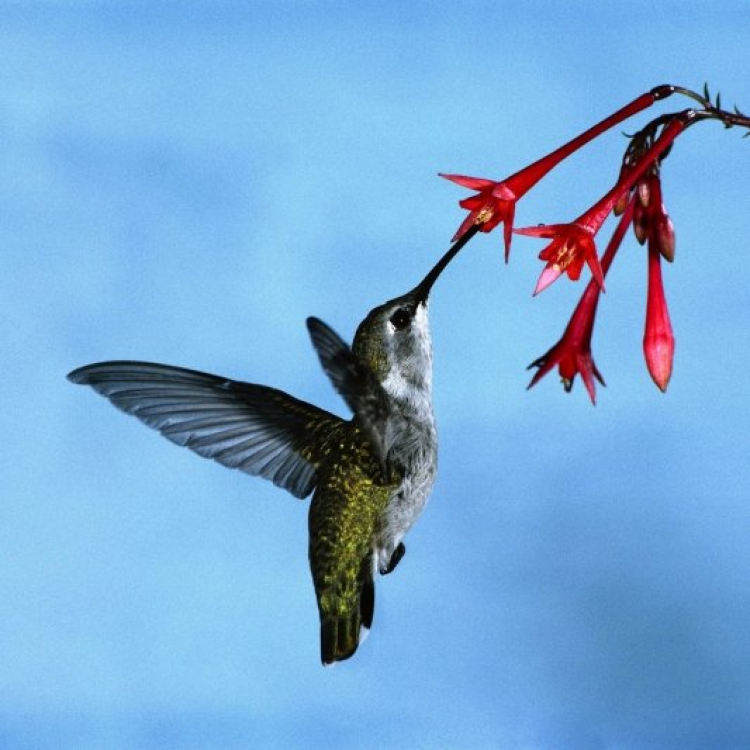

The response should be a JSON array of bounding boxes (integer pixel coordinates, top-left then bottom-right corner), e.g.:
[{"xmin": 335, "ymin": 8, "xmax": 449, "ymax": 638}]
[{"xmin": 380, "ymin": 542, "xmax": 406, "ymax": 575}]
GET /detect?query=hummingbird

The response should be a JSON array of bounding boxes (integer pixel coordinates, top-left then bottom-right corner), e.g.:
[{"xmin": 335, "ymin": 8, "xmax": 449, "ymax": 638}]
[{"xmin": 67, "ymin": 237, "xmax": 469, "ymax": 665}]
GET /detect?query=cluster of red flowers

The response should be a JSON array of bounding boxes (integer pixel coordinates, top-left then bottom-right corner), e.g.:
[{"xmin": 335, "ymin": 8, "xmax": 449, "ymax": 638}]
[{"xmin": 441, "ymin": 84, "xmax": 747, "ymax": 403}]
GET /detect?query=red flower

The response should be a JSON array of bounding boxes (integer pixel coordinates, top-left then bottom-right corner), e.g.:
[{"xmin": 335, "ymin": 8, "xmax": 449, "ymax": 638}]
[
  {"xmin": 526, "ymin": 294, "xmax": 605, "ymax": 404},
  {"xmin": 438, "ymin": 174, "xmax": 516, "ymax": 260},
  {"xmin": 514, "ymin": 223, "xmax": 604, "ymax": 295},
  {"xmin": 527, "ymin": 198, "xmax": 635, "ymax": 404},
  {"xmin": 440, "ymin": 87, "xmax": 672, "ymax": 262}
]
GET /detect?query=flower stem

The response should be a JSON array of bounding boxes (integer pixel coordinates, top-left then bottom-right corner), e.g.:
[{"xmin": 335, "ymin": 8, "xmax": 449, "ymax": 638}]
[
  {"xmin": 504, "ymin": 88, "xmax": 671, "ymax": 197},
  {"xmin": 579, "ymin": 115, "xmax": 689, "ymax": 234}
]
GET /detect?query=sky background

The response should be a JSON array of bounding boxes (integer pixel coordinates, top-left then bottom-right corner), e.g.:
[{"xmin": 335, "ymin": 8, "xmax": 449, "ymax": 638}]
[{"xmin": 3, "ymin": 3, "xmax": 750, "ymax": 748}]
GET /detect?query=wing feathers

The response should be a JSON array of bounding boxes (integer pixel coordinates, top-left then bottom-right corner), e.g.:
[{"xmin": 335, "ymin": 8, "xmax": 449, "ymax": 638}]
[
  {"xmin": 306, "ymin": 317, "xmax": 390, "ymax": 471},
  {"xmin": 68, "ymin": 360, "xmax": 342, "ymax": 499}
]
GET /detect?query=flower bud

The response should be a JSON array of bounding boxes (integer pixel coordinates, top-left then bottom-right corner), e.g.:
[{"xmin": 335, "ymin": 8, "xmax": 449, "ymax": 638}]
[
  {"xmin": 643, "ymin": 245, "xmax": 675, "ymax": 391},
  {"xmin": 632, "ymin": 200, "xmax": 649, "ymax": 245},
  {"xmin": 655, "ymin": 213, "xmax": 676, "ymax": 262},
  {"xmin": 637, "ymin": 179, "xmax": 651, "ymax": 208},
  {"xmin": 612, "ymin": 164, "xmax": 632, "ymax": 216},
  {"xmin": 613, "ymin": 188, "xmax": 631, "ymax": 216}
]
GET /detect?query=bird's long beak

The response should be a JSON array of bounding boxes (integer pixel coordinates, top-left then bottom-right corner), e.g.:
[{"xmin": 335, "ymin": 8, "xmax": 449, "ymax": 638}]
[{"xmin": 412, "ymin": 226, "xmax": 478, "ymax": 303}]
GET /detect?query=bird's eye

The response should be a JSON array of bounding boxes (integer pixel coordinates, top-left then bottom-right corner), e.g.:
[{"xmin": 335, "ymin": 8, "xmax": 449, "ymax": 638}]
[{"xmin": 390, "ymin": 307, "xmax": 412, "ymax": 330}]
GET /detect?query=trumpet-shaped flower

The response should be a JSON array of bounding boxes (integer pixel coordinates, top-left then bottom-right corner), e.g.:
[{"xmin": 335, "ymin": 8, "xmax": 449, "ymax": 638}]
[
  {"xmin": 526, "ymin": 300, "xmax": 605, "ymax": 404},
  {"xmin": 438, "ymin": 174, "xmax": 516, "ymax": 260},
  {"xmin": 514, "ymin": 223, "xmax": 604, "ymax": 295}
]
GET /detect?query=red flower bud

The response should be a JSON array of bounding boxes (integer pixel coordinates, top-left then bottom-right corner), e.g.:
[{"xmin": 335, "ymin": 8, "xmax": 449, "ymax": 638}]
[
  {"xmin": 637, "ymin": 179, "xmax": 651, "ymax": 208},
  {"xmin": 633, "ymin": 200, "xmax": 649, "ymax": 245},
  {"xmin": 655, "ymin": 213, "xmax": 676, "ymax": 262},
  {"xmin": 613, "ymin": 165, "xmax": 632, "ymax": 216},
  {"xmin": 613, "ymin": 188, "xmax": 631, "ymax": 217},
  {"xmin": 643, "ymin": 243, "xmax": 675, "ymax": 392}
]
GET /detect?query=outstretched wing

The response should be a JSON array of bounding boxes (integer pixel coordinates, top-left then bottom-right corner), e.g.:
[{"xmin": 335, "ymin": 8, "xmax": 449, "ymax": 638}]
[
  {"xmin": 67, "ymin": 360, "xmax": 343, "ymax": 499},
  {"xmin": 306, "ymin": 317, "xmax": 390, "ymax": 470}
]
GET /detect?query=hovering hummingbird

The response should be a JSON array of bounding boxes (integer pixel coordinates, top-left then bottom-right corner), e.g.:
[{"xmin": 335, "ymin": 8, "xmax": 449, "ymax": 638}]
[{"xmin": 68, "ymin": 237, "xmax": 468, "ymax": 665}]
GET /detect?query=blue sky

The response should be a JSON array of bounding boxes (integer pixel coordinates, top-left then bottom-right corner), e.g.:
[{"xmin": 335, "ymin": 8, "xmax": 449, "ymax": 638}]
[{"xmin": 4, "ymin": 3, "xmax": 750, "ymax": 748}]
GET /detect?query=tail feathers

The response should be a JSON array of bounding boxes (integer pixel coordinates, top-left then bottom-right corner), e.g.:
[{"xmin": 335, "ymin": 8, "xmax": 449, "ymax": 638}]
[
  {"xmin": 320, "ymin": 562, "xmax": 375, "ymax": 666},
  {"xmin": 360, "ymin": 575, "xmax": 374, "ymax": 631},
  {"xmin": 320, "ymin": 615, "xmax": 362, "ymax": 666}
]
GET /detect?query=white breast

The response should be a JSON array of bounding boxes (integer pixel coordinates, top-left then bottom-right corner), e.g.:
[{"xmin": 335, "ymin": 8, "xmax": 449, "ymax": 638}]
[
  {"xmin": 372, "ymin": 302, "xmax": 438, "ymax": 571},
  {"xmin": 373, "ymin": 415, "xmax": 437, "ymax": 572}
]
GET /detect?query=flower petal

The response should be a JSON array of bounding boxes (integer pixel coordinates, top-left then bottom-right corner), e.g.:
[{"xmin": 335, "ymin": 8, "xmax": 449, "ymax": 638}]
[
  {"xmin": 585, "ymin": 251, "xmax": 606, "ymax": 292},
  {"xmin": 502, "ymin": 202, "xmax": 516, "ymax": 263},
  {"xmin": 577, "ymin": 353, "xmax": 601, "ymax": 405},
  {"xmin": 459, "ymin": 194, "xmax": 489, "ymax": 210},
  {"xmin": 514, "ymin": 224, "xmax": 566, "ymax": 238},
  {"xmin": 451, "ymin": 211, "xmax": 480, "ymax": 242},
  {"xmin": 439, "ymin": 173, "xmax": 498, "ymax": 191},
  {"xmin": 526, "ymin": 350, "xmax": 558, "ymax": 390},
  {"xmin": 533, "ymin": 264, "xmax": 563, "ymax": 295}
]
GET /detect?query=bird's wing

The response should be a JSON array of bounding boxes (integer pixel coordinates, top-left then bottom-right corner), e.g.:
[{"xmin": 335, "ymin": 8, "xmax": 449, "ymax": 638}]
[
  {"xmin": 67, "ymin": 360, "xmax": 343, "ymax": 499},
  {"xmin": 305, "ymin": 317, "xmax": 390, "ymax": 471}
]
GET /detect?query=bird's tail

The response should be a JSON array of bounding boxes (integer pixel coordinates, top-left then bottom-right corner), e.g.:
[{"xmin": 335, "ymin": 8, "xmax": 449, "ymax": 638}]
[{"xmin": 319, "ymin": 556, "xmax": 375, "ymax": 666}]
